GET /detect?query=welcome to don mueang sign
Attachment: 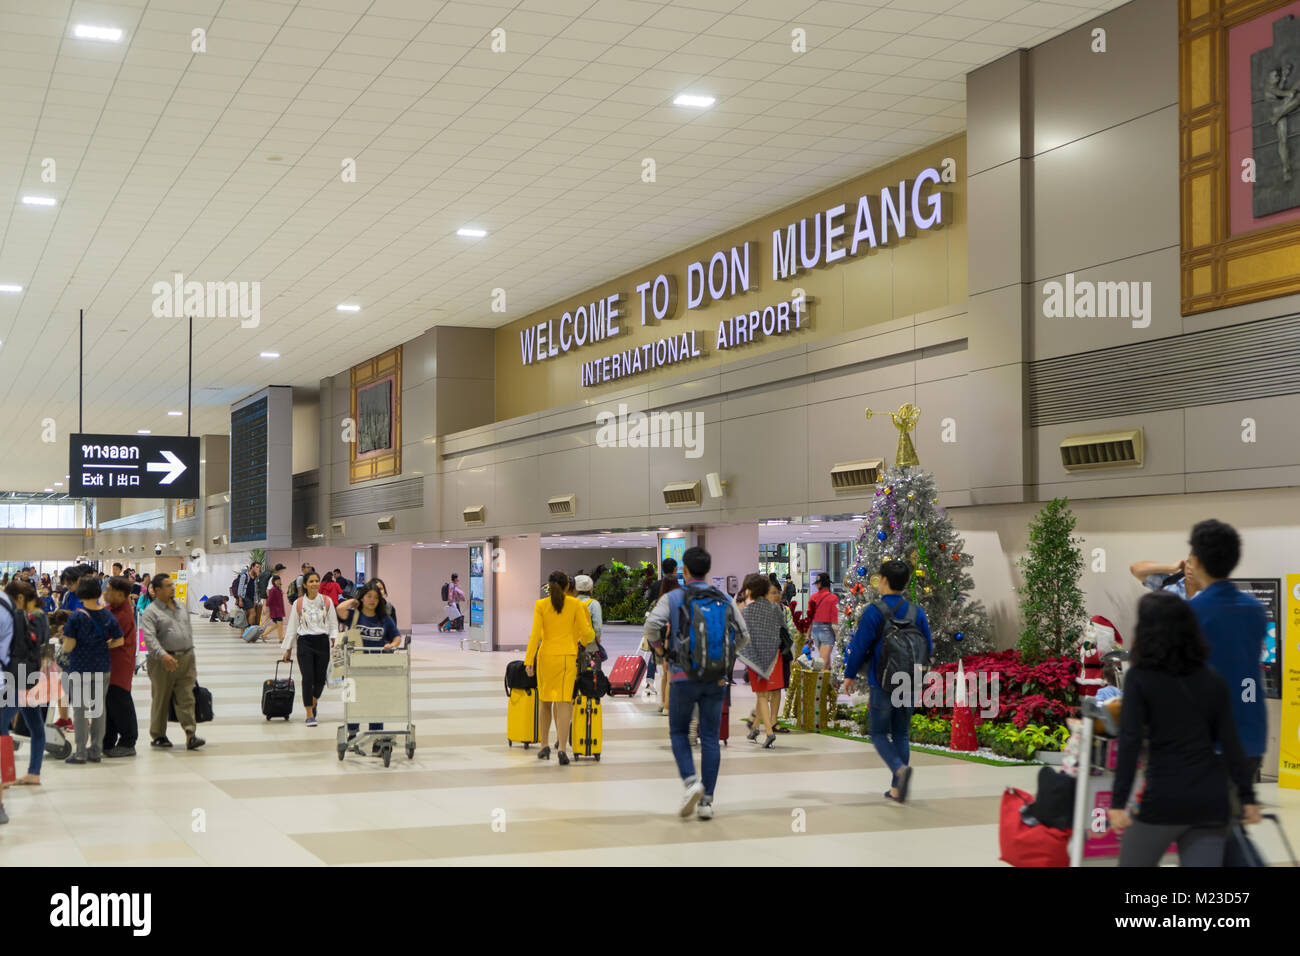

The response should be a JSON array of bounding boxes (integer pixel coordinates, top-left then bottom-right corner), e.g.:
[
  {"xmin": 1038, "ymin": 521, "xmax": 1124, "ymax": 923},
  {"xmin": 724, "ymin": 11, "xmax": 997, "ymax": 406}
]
[{"xmin": 517, "ymin": 166, "xmax": 950, "ymax": 388}]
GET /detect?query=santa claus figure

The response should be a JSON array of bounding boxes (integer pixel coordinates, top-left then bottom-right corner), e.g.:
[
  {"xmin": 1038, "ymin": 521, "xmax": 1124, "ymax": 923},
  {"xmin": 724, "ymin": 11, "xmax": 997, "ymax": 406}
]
[{"xmin": 1077, "ymin": 615, "xmax": 1123, "ymax": 698}]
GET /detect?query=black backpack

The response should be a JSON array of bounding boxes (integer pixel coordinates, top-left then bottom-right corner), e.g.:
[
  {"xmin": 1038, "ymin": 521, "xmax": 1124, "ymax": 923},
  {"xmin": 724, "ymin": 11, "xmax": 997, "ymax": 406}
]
[
  {"xmin": 873, "ymin": 598, "xmax": 930, "ymax": 697},
  {"xmin": 504, "ymin": 659, "xmax": 537, "ymax": 694},
  {"xmin": 2, "ymin": 600, "xmax": 42, "ymax": 691},
  {"xmin": 441, "ymin": 582, "xmax": 450, "ymax": 602}
]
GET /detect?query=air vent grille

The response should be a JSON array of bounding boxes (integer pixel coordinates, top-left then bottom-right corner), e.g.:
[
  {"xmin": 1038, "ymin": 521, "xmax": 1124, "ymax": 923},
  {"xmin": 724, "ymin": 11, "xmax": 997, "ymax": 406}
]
[
  {"xmin": 1059, "ymin": 429, "xmax": 1144, "ymax": 472},
  {"xmin": 830, "ymin": 459, "xmax": 884, "ymax": 494},
  {"xmin": 463, "ymin": 505, "xmax": 486, "ymax": 525},
  {"xmin": 548, "ymin": 494, "xmax": 576, "ymax": 516},
  {"xmin": 663, "ymin": 480, "xmax": 702, "ymax": 509}
]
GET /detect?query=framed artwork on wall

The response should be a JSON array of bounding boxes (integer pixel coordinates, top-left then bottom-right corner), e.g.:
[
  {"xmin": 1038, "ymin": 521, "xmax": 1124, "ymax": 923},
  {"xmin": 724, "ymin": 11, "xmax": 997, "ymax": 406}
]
[
  {"xmin": 349, "ymin": 345, "xmax": 402, "ymax": 483},
  {"xmin": 1181, "ymin": 0, "xmax": 1300, "ymax": 313}
]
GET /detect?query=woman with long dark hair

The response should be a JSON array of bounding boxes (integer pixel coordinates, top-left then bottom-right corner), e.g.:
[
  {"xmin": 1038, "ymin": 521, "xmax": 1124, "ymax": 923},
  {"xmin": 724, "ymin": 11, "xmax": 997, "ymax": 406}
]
[
  {"xmin": 653, "ymin": 573, "xmax": 680, "ymax": 715},
  {"xmin": 1110, "ymin": 591, "xmax": 1261, "ymax": 866},
  {"xmin": 739, "ymin": 573, "xmax": 786, "ymax": 748},
  {"xmin": 524, "ymin": 570, "xmax": 593, "ymax": 765},
  {"xmin": 280, "ymin": 571, "xmax": 338, "ymax": 727}
]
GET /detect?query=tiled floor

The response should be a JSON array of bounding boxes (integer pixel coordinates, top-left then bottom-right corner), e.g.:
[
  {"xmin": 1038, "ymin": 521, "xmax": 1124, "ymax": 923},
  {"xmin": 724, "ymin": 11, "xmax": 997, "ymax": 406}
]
[{"xmin": 3, "ymin": 618, "xmax": 1297, "ymax": 866}]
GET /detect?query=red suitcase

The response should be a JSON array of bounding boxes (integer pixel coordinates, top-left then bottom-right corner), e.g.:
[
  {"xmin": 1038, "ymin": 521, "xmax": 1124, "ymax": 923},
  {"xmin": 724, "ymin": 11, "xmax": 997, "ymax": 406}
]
[
  {"xmin": 607, "ymin": 654, "xmax": 646, "ymax": 696},
  {"xmin": 719, "ymin": 683, "xmax": 730, "ymax": 745}
]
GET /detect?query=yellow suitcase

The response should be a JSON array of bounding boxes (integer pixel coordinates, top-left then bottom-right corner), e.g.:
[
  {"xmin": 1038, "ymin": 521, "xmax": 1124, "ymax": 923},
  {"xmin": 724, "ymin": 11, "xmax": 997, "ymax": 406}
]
[
  {"xmin": 507, "ymin": 687, "xmax": 540, "ymax": 748},
  {"xmin": 571, "ymin": 693, "xmax": 602, "ymax": 760}
]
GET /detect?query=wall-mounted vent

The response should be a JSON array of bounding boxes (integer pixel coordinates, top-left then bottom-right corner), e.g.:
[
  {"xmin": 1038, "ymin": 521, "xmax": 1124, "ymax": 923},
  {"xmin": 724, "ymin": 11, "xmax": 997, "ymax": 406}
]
[
  {"xmin": 463, "ymin": 505, "xmax": 486, "ymax": 526},
  {"xmin": 331, "ymin": 520, "xmax": 346, "ymax": 536},
  {"xmin": 305, "ymin": 524, "xmax": 321, "ymax": 538},
  {"xmin": 663, "ymin": 480, "xmax": 702, "ymax": 509},
  {"xmin": 211, "ymin": 534, "xmax": 229, "ymax": 547},
  {"xmin": 548, "ymin": 494, "xmax": 576, "ymax": 517},
  {"xmin": 830, "ymin": 459, "xmax": 884, "ymax": 494},
  {"xmin": 377, "ymin": 515, "xmax": 396, "ymax": 532},
  {"xmin": 1060, "ymin": 429, "xmax": 1144, "ymax": 472}
]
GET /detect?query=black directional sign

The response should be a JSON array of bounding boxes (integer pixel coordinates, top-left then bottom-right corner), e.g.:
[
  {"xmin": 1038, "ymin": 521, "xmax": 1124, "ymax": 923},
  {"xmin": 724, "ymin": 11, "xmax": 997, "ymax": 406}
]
[{"xmin": 70, "ymin": 433, "xmax": 201, "ymax": 499}]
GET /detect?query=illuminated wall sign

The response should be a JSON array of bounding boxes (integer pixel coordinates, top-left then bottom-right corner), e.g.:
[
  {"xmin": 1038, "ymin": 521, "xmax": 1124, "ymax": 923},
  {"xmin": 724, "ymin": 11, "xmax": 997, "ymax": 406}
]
[{"xmin": 518, "ymin": 166, "xmax": 948, "ymax": 387}]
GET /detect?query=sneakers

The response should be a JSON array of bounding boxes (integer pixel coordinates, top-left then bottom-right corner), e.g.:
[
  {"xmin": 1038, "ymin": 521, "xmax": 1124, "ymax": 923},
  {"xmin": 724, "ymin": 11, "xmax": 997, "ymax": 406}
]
[
  {"xmin": 53, "ymin": 718, "xmax": 72, "ymax": 730},
  {"xmin": 678, "ymin": 777, "xmax": 706, "ymax": 818},
  {"xmin": 697, "ymin": 797, "xmax": 714, "ymax": 821},
  {"xmin": 186, "ymin": 735, "xmax": 205, "ymax": 751},
  {"xmin": 305, "ymin": 716, "xmax": 317, "ymax": 727},
  {"xmin": 104, "ymin": 746, "xmax": 136, "ymax": 758}
]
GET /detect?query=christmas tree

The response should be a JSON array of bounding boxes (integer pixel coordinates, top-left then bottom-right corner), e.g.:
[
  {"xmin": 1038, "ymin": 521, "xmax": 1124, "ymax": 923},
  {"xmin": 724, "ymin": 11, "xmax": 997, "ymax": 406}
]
[
  {"xmin": 1014, "ymin": 497, "xmax": 1086, "ymax": 662},
  {"xmin": 834, "ymin": 405, "xmax": 993, "ymax": 670}
]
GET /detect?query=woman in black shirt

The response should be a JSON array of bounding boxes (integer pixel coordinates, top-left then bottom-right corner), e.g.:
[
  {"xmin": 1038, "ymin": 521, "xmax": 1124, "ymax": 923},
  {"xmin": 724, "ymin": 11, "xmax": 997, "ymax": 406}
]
[{"xmin": 1110, "ymin": 591, "xmax": 1261, "ymax": 866}]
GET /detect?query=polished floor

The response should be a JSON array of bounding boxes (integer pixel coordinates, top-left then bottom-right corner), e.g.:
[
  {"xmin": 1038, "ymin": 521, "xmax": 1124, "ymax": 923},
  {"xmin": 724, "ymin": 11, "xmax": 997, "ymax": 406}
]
[{"xmin": 2, "ymin": 617, "xmax": 1296, "ymax": 866}]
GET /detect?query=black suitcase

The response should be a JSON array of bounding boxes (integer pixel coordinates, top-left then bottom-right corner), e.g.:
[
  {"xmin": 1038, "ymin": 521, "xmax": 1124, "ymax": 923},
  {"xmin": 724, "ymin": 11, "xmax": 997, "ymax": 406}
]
[
  {"xmin": 262, "ymin": 662, "xmax": 295, "ymax": 721},
  {"xmin": 169, "ymin": 684, "xmax": 214, "ymax": 723}
]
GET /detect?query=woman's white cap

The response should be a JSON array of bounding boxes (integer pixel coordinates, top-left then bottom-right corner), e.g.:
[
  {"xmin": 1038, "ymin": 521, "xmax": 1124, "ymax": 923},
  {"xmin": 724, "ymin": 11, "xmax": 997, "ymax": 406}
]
[{"xmin": 574, "ymin": 574, "xmax": 594, "ymax": 593}]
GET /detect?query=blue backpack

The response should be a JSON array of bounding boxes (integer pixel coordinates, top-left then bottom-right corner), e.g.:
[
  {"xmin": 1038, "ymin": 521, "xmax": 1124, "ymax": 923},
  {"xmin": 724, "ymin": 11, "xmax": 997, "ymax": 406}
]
[{"xmin": 669, "ymin": 586, "xmax": 741, "ymax": 682}]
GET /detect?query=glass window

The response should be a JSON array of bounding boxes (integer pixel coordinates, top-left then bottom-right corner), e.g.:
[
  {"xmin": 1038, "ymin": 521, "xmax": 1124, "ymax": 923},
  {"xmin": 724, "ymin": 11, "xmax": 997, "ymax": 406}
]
[
  {"xmin": 58, "ymin": 504, "xmax": 73, "ymax": 529},
  {"xmin": 41, "ymin": 504, "xmax": 57, "ymax": 528},
  {"xmin": 0, "ymin": 504, "xmax": 9, "ymax": 528}
]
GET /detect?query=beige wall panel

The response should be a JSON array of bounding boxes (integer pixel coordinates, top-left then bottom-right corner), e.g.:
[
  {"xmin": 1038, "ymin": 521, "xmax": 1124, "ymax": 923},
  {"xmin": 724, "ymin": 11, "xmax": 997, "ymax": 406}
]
[
  {"xmin": 840, "ymin": 245, "xmax": 895, "ymax": 332},
  {"xmin": 1035, "ymin": 408, "xmax": 1184, "ymax": 485},
  {"xmin": 967, "ymin": 159, "xmax": 1027, "ymax": 296},
  {"xmin": 435, "ymin": 378, "xmax": 494, "ymax": 436},
  {"xmin": 1033, "ymin": 107, "xmax": 1179, "ymax": 281},
  {"xmin": 719, "ymin": 406, "xmax": 807, "ymax": 511},
  {"xmin": 586, "ymin": 442, "xmax": 653, "ymax": 523},
  {"xmin": 1030, "ymin": 0, "xmax": 1177, "ymax": 155},
  {"xmin": 966, "ymin": 49, "xmax": 1028, "ymax": 175},
  {"xmin": 964, "ymin": 364, "xmax": 1028, "ymax": 494}
]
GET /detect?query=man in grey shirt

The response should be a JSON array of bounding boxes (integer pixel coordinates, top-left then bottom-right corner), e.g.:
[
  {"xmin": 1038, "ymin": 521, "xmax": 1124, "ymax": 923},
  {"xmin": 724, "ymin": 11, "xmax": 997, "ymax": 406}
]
[{"xmin": 141, "ymin": 573, "xmax": 204, "ymax": 750}]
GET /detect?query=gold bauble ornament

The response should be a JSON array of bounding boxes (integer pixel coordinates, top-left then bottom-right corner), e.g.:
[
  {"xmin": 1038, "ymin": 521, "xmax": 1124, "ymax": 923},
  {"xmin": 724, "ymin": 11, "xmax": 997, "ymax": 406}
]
[
  {"xmin": 915, "ymin": 568, "xmax": 926, "ymax": 578},
  {"xmin": 869, "ymin": 574, "xmax": 882, "ymax": 591}
]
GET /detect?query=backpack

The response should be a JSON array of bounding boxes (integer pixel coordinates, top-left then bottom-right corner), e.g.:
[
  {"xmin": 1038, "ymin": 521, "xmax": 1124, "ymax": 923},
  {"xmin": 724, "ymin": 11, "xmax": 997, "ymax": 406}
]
[
  {"xmin": 669, "ymin": 586, "xmax": 741, "ymax": 683},
  {"xmin": 504, "ymin": 659, "xmax": 537, "ymax": 694},
  {"xmin": 230, "ymin": 574, "xmax": 240, "ymax": 598},
  {"xmin": 286, "ymin": 578, "xmax": 300, "ymax": 604},
  {"xmin": 872, "ymin": 598, "xmax": 930, "ymax": 696},
  {"xmin": 441, "ymin": 582, "xmax": 450, "ymax": 602},
  {"xmin": 2, "ymin": 599, "xmax": 41, "ymax": 691}
]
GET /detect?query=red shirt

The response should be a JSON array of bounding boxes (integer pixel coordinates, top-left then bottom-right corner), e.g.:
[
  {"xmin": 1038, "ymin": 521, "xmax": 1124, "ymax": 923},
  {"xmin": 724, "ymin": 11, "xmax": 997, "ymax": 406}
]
[
  {"xmin": 107, "ymin": 599, "xmax": 136, "ymax": 690},
  {"xmin": 319, "ymin": 581, "xmax": 342, "ymax": 605},
  {"xmin": 266, "ymin": 585, "xmax": 286, "ymax": 620},
  {"xmin": 808, "ymin": 588, "xmax": 839, "ymax": 623}
]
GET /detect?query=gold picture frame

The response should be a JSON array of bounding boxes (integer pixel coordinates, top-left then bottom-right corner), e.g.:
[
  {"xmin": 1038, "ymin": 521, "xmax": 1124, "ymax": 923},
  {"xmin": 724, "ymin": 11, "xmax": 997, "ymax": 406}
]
[
  {"xmin": 349, "ymin": 346, "xmax": 402, "ymax": 483},
  {"xmin": 1180, "ymin": 0, "xmax": 1300, "ymax": 314}
]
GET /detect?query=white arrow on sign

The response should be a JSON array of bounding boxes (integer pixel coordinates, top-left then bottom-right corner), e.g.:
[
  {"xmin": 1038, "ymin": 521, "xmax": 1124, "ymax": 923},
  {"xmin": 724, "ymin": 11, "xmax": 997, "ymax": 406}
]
[{"xmin": 146, "ymin": 449, "xmax": 187, "ymax": 485}]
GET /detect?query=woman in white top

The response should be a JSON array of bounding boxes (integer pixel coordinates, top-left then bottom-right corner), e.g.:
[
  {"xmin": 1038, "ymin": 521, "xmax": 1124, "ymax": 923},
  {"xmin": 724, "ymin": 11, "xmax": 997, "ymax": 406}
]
[{"xmin": 280, "ymin": 571, "xmax": 338, "ymax": 727}]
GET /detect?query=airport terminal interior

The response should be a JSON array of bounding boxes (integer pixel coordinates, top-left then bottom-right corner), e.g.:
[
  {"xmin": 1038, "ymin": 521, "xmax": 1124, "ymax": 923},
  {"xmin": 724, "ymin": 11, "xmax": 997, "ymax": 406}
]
[{"xmin": 3, "ymin": 0, "xmax": 1300, "ymax": 871}]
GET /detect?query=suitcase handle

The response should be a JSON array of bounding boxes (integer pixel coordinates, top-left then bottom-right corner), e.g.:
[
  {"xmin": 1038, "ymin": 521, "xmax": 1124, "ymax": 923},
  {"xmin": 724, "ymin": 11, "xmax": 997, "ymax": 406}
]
[{"xmin": 274, "ymin": 660, "xmax": 288, "ymax": 681}]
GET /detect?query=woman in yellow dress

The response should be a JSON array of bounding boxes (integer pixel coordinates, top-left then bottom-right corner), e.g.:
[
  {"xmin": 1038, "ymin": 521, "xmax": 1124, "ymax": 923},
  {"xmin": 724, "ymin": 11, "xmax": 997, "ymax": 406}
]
[{"xmin": 525, "ymin": 570, "xmax": 594, "ymax": 765}]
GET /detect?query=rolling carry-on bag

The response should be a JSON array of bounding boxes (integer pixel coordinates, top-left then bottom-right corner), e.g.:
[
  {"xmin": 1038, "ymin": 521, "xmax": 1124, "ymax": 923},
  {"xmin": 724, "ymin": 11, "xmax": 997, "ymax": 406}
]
[
  {"xmin": 261, "ymin": 661, "xmax": 295, "ymax": 721},
  {"xmin": 505, "ymin": 659, "xmax": 540, "ymax": 748},
  {"xmin": 507, "ymin": 688, "xmax": 540, "ymax": 748},
  {"xmin": 242, "ymin": 625, "xmax": 264, "ymax": 643},
  {"xmin": 607, "ymin": 654, "xmax": 646, "ymax": 696},
  {"xmin": 571, "ymin": 693, "xmax": 602, "ymax": 760},
  {"xmin": 719, "ymin": 682, "xmax": 731, "ymax": 745}
]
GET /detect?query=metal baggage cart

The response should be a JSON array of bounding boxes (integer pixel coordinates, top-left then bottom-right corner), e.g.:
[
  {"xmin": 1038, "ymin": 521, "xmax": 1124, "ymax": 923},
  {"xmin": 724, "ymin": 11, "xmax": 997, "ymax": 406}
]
[{"xmin": 336, "ymin": 636, "xmax": 415, "ymax": 767}]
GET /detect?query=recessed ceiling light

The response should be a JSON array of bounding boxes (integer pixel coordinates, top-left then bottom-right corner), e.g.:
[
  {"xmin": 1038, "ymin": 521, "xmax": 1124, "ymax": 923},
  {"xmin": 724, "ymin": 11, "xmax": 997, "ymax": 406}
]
[
  {"xmin": 74, "ymin": 24, "xmax": 123, "ymax": 42},
  {"xmin": 260, "ymin": 352, "xmax": 279, "ymax": 358},
  {"xmin": 336, "ymin": 304, "xmax": 360, "ymax": 312},
  {"xmin": 21, "ymin": 196, "xmax": 56, "ymax": 206},
  {"xmin": 673, "ymin": 93, "xmax": 715, "ymax": 109},
  {"xmin": 167, "ymin": 411, "xmax": 183, "ymax": 416},
  {"xmin": 43, "ymin": 488, "xmax": 52, "ymax": 492},
  {"xmin": 266, "ymin": 155, "xmax": 284, "ymax": 162},
  {"xmin": 137, "ymin": 429, "xmax": 151, "ymax": 435},
  {"xmin": 456, "ymin": 227, "xmax": 487, "ymax": 238},
  {"xmin": 53, "ymin": 482, "xmax": 62, "ymax": 487},
  {"xmin": 199, "ymin": 460, "xmax": 205, "ymax": 464},
  {"xmin": 0, "ymin": 285, "xmax": 21, "ymax": 293}
]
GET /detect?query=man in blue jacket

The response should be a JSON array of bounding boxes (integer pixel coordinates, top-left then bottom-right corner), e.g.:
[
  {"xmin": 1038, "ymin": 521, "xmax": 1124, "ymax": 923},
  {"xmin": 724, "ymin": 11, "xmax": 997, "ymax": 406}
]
[
  {"xmin": 1185, "ymin": 520, "xmax": 1267, "ymax": 780},
  {"xmin": 842, "ymin": 560, "xmax": 932, "ymax": 804}
]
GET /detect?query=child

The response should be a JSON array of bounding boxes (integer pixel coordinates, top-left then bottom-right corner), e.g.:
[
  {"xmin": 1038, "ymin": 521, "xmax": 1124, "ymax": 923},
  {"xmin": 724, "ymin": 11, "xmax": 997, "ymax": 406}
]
[{"xmin": 48, "ymin": 609, "xmax": 72, "ymax": 729}]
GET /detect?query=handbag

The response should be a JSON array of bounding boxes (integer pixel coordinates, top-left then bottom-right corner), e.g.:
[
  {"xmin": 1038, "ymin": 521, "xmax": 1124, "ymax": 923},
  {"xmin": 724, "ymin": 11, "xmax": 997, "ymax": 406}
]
[{"xmin": 999, "ymin": 787, "xmax": 1070, "ymax": 867}]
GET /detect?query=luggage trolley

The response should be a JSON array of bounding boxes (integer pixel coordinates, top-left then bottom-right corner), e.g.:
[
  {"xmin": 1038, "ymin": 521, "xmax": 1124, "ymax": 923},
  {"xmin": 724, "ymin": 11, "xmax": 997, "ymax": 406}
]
[
  {"xmin": 336, "ymin": 636, "xmax": 415, "ymax": 767},
  {"xmin": 1068, "ymin": 648, "xmax": 1128, "ymax": 866}
]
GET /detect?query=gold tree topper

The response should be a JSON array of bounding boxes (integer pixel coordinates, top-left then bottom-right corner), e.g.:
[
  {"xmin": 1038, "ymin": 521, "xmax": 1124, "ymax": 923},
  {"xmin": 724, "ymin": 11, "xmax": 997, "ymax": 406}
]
[{"xmin": 865, "ymin": 402, "xmax": 921, "ymax": 468}]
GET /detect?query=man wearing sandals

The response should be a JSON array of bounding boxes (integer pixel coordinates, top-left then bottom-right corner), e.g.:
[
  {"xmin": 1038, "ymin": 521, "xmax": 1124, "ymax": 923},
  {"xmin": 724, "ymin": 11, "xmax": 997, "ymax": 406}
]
[
  {"xmin": 842, "ymin": 560, "xmax": 932, "ymax": 804},
  {"xmin": 140, "ymin": 573, "xmax": 204, "ymax": 751}
]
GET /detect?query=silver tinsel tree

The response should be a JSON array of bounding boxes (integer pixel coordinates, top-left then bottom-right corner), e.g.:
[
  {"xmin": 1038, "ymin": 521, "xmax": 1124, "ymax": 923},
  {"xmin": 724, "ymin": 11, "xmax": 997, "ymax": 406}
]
[{"xmin": 835, "ymin": 466, "xmax": 993, "ymax": 672}]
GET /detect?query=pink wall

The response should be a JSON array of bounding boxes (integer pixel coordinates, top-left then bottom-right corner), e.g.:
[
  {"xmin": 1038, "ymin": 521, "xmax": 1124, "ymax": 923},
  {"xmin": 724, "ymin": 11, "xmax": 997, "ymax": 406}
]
[
  {"xmin": 377, "ymin": 543, "xmax": 414, "ymax": 629},
  {"xmin": 496, "ymin": 534, "xmax": 541, "ymax": 652},
  {"xmin": 700, "ymin": 523, "xmax": 759, "ymax": 592},
  {"xmin": 268, "ymin": 547, "xmax": 362, "ymax": 584},
  {"xmin": 412, "ymin": 547, "xmax": 472, "ymax": 626}
]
